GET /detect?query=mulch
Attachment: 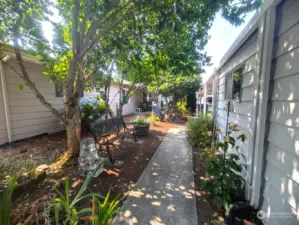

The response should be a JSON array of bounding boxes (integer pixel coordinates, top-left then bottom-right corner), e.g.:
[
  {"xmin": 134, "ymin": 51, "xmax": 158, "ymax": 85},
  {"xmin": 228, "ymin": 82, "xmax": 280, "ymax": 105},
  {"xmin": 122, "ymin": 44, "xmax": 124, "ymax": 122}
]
[{"xmin": 0, "ymin": 117, "xmax": 182, "ymax": 224}]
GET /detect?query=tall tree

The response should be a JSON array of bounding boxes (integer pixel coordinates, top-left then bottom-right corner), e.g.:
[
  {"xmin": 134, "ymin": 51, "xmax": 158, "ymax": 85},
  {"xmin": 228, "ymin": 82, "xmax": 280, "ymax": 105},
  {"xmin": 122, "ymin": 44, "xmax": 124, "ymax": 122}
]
[{"xmin": 0, "ymin": 0, "xmax": 260, "ymax": 156}]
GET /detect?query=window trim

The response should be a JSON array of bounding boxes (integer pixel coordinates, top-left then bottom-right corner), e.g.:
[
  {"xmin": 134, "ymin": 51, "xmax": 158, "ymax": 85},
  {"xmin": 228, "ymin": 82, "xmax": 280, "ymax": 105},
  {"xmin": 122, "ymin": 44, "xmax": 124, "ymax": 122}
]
[
  {"xmin": 55, "ymin": 83, "xmax": 63, "ymax": 98},
  {"xmin": 224, "ymin": 64, "xmax": 244, "ymax": 102},
  {"xmin": 121, "ymin": 88, "xmax": 130, "ymax": 104}
]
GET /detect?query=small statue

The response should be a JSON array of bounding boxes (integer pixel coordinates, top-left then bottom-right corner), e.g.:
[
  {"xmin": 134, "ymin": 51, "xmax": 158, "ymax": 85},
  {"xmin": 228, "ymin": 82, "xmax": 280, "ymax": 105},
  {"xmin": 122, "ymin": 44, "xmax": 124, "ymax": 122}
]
[{"xmin": 78, "ymin": 138, "xmax": 104, "ymax": 177}]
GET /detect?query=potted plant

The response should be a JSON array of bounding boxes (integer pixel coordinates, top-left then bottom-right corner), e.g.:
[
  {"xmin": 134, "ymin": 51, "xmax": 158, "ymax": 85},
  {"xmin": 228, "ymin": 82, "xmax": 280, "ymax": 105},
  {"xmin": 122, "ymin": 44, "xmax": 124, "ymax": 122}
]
[{"xmin": 132, "ymin": 116, "xmax": 150, "ymax": 136}]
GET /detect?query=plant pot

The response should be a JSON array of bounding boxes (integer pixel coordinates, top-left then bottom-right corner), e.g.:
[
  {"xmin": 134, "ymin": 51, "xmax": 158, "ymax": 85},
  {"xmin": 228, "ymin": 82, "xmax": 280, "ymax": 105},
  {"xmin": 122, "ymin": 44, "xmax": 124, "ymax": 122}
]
[{"xmin": 133, "ymin": 123, "xmax": 150, "ymax": 136}]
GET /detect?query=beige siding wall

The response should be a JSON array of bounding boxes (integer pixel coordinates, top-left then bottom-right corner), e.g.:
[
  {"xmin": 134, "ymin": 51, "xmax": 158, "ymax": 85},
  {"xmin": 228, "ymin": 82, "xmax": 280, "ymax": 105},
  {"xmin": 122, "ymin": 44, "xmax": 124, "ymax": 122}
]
[
  {"xmin": 0, "ymin": 73, "xmax": 8, "ymax": 145},
  {"xmin": 84, "ymin": 84, "xmax": 142, "ymax": 116},
  {"xmin": 3, "ymin": 59, "xmax": 64, "ymax": 142},
  {"xmin": 216, "ymin": 30, "xmax": 259, "ymax": 194},
  {"xmin": 260, "ymin": 0, "xmax": 299, "ymax": 223}
]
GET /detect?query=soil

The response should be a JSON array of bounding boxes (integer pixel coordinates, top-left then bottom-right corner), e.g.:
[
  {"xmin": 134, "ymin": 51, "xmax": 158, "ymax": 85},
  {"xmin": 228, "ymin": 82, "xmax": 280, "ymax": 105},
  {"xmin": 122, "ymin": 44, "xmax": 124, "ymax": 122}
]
[
  {"xmin": 192, "ymin": 146, "xmax": 225, "ymax": 225},
  {"xmin": 0, "ymin": 116, "xmax": 182, "ymax": 224}
]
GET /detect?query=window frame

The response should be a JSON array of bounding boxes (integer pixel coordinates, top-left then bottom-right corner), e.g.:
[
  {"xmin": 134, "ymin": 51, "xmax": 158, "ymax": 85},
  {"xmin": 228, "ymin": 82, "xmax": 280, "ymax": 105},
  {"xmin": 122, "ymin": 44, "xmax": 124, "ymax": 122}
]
[
  {"xmin": 224, "ymin": 65, "xmax": 244, "ymax": 102},
  {"xmin": 121, "ymin": 89, "xmax": 130, "ymax": 103},
  {"xmin": 55, "ymin": 83, "xmax": 63, "ymax": 98}
]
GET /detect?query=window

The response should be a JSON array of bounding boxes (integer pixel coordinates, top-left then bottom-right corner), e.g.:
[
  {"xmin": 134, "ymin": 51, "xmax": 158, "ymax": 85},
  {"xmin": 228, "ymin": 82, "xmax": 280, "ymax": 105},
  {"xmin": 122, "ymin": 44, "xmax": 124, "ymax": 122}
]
[
  {"xmin": 225, "ymin": 67, "xmax": 243, "ymax": 101},
  {"xmin": 121, "ymin": 89, "xmax": 130, "ymax": 104},
  {"xmin": 55, "ymin": 84, "xmax": 63, "ymax": 97}
]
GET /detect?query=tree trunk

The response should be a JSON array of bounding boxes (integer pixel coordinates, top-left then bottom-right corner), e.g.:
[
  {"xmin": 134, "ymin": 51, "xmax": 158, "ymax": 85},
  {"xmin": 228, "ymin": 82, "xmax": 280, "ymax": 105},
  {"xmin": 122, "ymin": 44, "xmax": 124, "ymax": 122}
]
[
  {"xmin": 65, "ymin": 102, "xmax": 81, "ymax": 156},
  {"xmin": 117, "ymin": 103, "xmax": 124, "ymax": 117}
]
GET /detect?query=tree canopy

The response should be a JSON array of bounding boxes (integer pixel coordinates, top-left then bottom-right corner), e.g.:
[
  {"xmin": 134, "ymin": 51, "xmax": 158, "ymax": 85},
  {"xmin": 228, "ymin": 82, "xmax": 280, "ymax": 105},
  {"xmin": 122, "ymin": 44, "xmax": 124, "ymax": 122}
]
[{"xmin": 0, "ymin": 0, "xmax": 261, "ymax": 155}]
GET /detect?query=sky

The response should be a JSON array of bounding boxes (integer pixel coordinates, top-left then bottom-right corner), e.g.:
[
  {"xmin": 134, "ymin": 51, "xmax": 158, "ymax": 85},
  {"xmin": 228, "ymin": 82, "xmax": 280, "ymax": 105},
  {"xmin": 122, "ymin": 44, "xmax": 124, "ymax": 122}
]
[{"xmin": 202, "ymin": 11, "xmax": 256, "ymax": 83}]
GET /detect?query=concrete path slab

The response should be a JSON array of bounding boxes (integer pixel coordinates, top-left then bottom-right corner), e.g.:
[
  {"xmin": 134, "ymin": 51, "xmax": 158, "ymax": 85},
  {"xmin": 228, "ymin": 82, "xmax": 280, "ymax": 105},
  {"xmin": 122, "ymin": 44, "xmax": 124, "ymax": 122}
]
[{"xmin": 113, "ymin": 128, "xmax": 197, "ymax": 225}]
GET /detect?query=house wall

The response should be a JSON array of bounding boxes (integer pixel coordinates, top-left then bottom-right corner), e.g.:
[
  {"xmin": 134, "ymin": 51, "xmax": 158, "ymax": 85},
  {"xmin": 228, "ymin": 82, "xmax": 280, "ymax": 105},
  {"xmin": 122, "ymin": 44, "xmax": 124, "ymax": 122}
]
[
  {"xmin": 216, "ymin": 30, "xmax": 259, "ymax": 195},
  {"xmin": 2, "ymin": 59, "xmax": 64, "ymax": 143},
  {"xmin": 0, "ymin": 69, "xmax": 8, "ymax": 144},
  {"xmin": 214, "ymin": 0, "xmax": 299, "ymax": 224},
  {"xmin": 260, "ymin": 0, "xmax": 299, "ymax": 224},
  {"xmin": 84, "ymin": 83, "xmax": 143, "ymax": 116}
]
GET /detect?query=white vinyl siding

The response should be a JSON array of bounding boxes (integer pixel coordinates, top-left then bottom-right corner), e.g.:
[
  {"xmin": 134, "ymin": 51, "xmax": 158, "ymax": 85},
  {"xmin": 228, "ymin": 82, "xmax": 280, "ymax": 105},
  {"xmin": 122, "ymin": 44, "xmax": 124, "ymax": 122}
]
[
  {"xmin": 2, "ymin": 59, "xmax": 64, "ymax": 142},
  {"xmin": 260, "ymin": 1, "xmax": 299, "ymax": 224},
  {"xmin": 84, "ymin": 84, "xmax": 143, "ymax": 116},
  {"xmin": 216, "ymin": 30, "xmax": 258, "ymax": 195},
  {"xmin": 0, "ymin": 78, "xmax": 8, "ymax": 145}
]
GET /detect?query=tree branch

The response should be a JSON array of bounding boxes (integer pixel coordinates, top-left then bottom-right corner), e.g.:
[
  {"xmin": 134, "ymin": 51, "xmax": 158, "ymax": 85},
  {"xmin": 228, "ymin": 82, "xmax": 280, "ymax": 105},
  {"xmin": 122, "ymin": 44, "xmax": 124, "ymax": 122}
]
[
  {"xmin": 81, "ymin": 16, "xmax": 127, "ymax": 57},
  {"xmin": 84, "ymin": 1, "xmax": 132, "ymax": 43}
]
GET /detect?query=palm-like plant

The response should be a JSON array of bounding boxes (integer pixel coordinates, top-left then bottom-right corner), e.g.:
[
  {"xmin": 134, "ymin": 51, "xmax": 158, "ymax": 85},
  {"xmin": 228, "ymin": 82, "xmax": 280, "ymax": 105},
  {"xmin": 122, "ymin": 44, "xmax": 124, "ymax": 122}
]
[
  {"xmin": 91, "ymin": 190, "xmax": 121, "ymax": 225},
  {"xmin": 53, "ymin": 168, "xmax": 104, "ymax": 225},
  {"xmin": 0, "ymin": 174, "xmax": 18, "ymax": 225}
]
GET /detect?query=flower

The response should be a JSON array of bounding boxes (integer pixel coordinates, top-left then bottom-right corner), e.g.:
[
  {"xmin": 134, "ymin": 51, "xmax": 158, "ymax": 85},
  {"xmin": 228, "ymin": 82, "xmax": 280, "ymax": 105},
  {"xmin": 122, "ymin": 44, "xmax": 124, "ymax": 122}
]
[
  {"xmin": 229, "ymin": 124, "xmax": 235, "ymax": 130},
  {"xmin": 88, "ymin": 115, "xmax": 93, "ymax": 120},
  {"xmin": 207, "ymin": 131, "xmax": 213, "ymax": 137},
  {"xmin": 225, "ymin": 136, "xmax": 230, "ymax": 143}
]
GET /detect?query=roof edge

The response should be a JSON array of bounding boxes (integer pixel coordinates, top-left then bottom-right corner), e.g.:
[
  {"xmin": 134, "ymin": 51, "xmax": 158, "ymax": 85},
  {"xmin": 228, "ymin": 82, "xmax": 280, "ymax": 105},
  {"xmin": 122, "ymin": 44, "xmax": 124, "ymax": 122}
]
[
  {"xmin": 0, "ymin": 44, "xmax": 41, "ymax": 64},
  {"xmin": 216, "ymin": 0, "xmax": 282, "ymax": 71}
]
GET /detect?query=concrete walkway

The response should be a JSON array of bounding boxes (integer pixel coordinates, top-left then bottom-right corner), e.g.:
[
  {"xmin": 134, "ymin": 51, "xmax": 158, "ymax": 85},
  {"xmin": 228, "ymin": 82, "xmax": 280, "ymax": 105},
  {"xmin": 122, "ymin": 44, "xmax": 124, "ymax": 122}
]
[{"xmin": 113, "ymin": 128, "xmax": 198, "ymax": 225}]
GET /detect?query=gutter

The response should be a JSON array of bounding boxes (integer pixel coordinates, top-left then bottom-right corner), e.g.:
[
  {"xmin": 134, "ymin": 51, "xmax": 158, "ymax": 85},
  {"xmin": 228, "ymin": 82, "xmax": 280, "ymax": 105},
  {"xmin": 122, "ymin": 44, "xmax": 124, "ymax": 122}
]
[{"xmin": 0, "ymin": 55, "xmax": 12, "ymax": 143}]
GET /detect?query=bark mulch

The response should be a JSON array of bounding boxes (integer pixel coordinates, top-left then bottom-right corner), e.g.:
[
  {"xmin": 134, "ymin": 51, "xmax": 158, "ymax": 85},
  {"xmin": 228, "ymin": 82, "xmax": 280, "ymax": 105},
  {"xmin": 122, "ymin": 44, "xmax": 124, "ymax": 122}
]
[{"xmin": 0, "ymin": 117, "xmax": 181, "ymax": 224}]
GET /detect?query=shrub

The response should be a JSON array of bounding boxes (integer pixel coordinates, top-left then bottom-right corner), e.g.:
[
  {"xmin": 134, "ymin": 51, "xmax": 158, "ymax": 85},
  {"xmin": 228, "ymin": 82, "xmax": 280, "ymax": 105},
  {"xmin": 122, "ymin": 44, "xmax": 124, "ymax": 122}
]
[
  {"xmin": 186, "ymin": 113, "xmax": 214, "ymax": 148},
  {"xmin": 148, "ymin": 114, "xmax": 159, "ymax": 125},
  {"xmin": 80, "ymin": 96, "xmax": 111, "ymax": 128},
  {"xmin": 132, "ymin": 115, "xmax": 149, "ymax": 126},
  {"xmin": 53, "ymin": 167, "xmax": 121, "ymax": 225},
  {"xmin": 200, "ymin": 124, "xmax": 247, "ymax": 209},
  {"xmin": 176, "ymin": 100, "xmax": 189, "ymax": 115}
]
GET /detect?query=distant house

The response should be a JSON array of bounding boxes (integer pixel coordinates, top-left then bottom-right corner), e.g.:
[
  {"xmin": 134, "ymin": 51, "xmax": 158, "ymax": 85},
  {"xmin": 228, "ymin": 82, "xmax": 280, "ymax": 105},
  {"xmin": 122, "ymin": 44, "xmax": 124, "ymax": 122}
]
[
  {"xmin": 196, "ymin": 74, "xmax": 214, "ymax": 114},
  {"xmin": 211, "ymin": 0, "xmax": 299, "ymax": 224},
  {"xmin": 83, "ymin": 81, "xmax": 145, "ymax": 116},
  {"xmin": 0, "ymin": 45, "xmax": 147, "ymax": 145}
]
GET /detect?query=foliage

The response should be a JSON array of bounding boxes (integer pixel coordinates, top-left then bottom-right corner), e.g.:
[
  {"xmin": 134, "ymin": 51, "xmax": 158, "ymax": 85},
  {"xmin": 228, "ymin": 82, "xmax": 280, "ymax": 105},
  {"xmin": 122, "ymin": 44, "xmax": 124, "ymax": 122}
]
[
  {"xmin": 80, "ymin": 97, "xmax": 110, "ymax": 129},
  {"xmin": 52, "ymin": 167, "xmax": 121, "ymax": 225},
  {"xmin": 0, "ymin": 174, "xmax": 18, "ymax": 225},
  {"xmin": 200, "ymin": 124, "xmax": 247, "ymax": 209},
  {"xmin": 187, "ymin": 93, "xmax": 197, "ymax": 114},
  {"xmin": 0, "ymin": 158, "xmax": 38, "ymax": 184},
  {"xmin": 132, "ymin": 115, "xmax": 149, "ymax": 126},
  {"xmin": 0, "ymin": 0, "xmax": 261, "ymax": 155},
  {"xmin": 91, "ymin": 191, "xmax": 121, "ymax": 225},
  {"xmin": 148, "ymin": 114, "xmax": 160, "ymax": 125},
  {"xmin": 53, "ymin": 168, "xmax": 104, "ymax": 225},
  {"xmin": 176, "ymin": 99, "xmax": 189, "ymax": 115},
  {"xmin": 186, "ymin": 114, "xmax": 214, "ymax": 148},
  {"xmin": 23, "ymin": 160, "xmax": 39, "ymax": 180},
  {"xmin": 150, "ymin": 75, "xmax": 201, "ymax": 100}
]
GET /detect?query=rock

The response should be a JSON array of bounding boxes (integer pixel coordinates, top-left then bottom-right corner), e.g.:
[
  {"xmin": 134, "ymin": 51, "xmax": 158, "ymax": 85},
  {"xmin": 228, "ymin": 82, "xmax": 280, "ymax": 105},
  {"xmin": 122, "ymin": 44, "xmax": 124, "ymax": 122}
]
[
  {"xmin": 78, "ymin": 138, "xmax": 104, "ymax": 177},
  {"xmin": 36, "ymin": 164, "xmax": 49, "ymax": 173}
]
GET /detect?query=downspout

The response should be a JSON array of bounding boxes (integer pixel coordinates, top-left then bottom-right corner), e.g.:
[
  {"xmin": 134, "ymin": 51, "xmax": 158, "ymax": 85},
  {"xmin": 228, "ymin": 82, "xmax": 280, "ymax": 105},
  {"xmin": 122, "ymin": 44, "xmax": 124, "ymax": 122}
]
[{"xmin": 0, "ymin": 55, "xmax": 12, "ymax": 143}]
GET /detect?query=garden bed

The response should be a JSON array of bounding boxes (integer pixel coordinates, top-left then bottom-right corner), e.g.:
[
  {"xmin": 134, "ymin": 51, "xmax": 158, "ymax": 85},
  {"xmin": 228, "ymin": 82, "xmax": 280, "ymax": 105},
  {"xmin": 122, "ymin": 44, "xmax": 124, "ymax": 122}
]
[
  {"xmin": 0, "ymin": 117, "xmax": 181, "ymax": 224},
  {"xmin": 192, "ymin": 146, "xmax": 225, "ymax": 225}
]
